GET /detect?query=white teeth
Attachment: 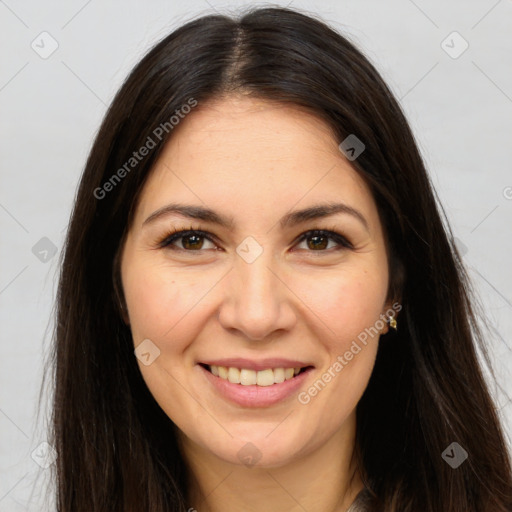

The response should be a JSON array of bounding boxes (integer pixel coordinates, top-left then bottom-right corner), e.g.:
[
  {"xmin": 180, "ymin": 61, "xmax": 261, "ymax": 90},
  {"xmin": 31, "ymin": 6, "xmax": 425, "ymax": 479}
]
[
  {"xmin": 273, "ymin": 367, "xmax": 285, "ymax": 383},
  {"xmin": 218, "ymin": 366, "xmax": 228, "ymax": 379},
  {"xmin": 256, "ymin": 369, "xmax": 274, "ymax": 387},
  {"xmin": 228, "ymin": 367, "xmax": 241, "ymax": 384},
  {"xmin": 208, "ymin": 365, "xmax": 305, "ymax": 385},
  {"xmin": 284, "ymin": 368, "xmax": 294, "ymax": 380},
  {"xmin": 240, "ymin": 368, "xmax": 257, "ymax": 385}
]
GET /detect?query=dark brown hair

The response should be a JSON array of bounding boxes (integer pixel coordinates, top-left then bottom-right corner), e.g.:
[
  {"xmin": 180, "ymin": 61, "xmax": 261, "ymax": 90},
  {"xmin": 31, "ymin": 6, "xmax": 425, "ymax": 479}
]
[{"xmin": 48, "ymin": 6, "xmax": 512, "ymax": 511}]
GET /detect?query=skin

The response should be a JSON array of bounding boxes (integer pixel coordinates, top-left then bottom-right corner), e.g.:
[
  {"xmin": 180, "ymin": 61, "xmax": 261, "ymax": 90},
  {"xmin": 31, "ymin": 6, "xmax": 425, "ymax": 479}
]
[{"xmin": 120, "ymin": 95, "xmax": 394, "ymax": 512}]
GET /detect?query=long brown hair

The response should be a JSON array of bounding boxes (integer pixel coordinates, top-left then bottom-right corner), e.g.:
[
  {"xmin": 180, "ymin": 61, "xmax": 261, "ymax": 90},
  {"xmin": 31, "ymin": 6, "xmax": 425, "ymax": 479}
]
[{"xmin": 48, "ymin": 6, "xmax": 512, "ymax": 511}]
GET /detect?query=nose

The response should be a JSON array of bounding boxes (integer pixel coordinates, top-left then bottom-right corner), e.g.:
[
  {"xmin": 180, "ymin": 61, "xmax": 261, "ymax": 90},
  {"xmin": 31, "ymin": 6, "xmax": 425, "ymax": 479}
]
[{"xmin": 217, "ymin": 247, "xmax": 297, "ymax": 341}]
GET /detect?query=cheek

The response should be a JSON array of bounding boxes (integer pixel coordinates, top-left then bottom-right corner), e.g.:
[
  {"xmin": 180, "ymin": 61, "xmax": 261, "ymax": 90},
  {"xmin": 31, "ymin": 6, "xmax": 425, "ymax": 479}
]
[
  {"xmin": 293, "ymin": 266, "xmax": 385, "ymax": 408},
  {"xmin": 296, "ymin": 265, "xmax": 387, "ymax": 345},
  {"xmin": 123, "ymin": 263, "xmax": 204, "ymax": 342},
  {"xmin": 122, "ymin": 264, "xmax": 207, "ymax": 418}
]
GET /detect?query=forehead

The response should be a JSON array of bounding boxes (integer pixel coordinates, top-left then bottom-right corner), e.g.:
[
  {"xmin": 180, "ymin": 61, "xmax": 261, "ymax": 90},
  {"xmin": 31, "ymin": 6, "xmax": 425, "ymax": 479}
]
[
  {"xmin": 134, "ymin": 96, "xmax": 379, "ymax": 231},
  {"xmin": 161, "ymin": 95, "xmax": 340, "ymax": 167}
]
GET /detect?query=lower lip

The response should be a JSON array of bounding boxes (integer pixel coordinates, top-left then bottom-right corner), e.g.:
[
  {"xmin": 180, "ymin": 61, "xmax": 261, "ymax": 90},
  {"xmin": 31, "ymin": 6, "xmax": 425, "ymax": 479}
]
[{"xmin": 199, "ymin": 365, "xmax": 314, "ymax": 408}]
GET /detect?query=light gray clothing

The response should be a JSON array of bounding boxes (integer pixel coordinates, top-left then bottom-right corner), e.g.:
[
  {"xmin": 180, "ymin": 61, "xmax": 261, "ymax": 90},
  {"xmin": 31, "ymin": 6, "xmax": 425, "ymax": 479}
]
[{"xmin": 345, "ymin": 487, "xmax": 372, "ymax": 512}]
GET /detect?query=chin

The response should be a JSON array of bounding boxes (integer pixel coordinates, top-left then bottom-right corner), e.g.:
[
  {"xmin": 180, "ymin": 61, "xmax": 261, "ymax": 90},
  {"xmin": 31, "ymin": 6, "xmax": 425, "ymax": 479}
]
[{"xmin": 193, "ymin": 424, "xmax": 313, "ymax": 469}]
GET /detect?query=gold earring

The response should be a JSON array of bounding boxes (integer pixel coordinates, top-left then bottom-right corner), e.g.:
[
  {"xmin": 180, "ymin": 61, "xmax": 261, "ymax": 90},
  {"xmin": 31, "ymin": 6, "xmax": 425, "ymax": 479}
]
[{"xmin": 389, "ymin": 313, "xmax": 397, "ymax": 330}]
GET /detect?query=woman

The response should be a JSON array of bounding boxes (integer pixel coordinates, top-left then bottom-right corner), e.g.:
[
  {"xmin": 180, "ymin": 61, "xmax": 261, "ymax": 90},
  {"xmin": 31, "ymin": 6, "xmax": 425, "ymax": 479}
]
[{"xmin": 50, "ymin": 6, "xmax": 512, "ymax": 511}]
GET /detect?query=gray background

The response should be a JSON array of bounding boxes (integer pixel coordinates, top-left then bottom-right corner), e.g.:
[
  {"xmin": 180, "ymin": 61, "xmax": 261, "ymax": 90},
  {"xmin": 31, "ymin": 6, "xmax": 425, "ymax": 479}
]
[{"xmin": 1, "ymin": 0, "xmax": 511, "ymax": 509}]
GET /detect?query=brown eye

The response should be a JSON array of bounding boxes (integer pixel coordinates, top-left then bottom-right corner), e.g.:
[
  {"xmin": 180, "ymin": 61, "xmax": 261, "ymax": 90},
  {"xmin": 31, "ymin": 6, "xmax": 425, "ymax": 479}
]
[
  {"xmin": 296, "ymin": 230, "xmax": 353, "ymax": 251},
  {"xmin": 305, "ymin": 233, "xmax": 329, "ymax": 250},
  {"xmin": 180, "ymin": 233, "xmax": 206, "ymax": 250},
  {"xmin": 159, "ymin": 228, "xmax": 352, "ymax": 253},
  {"xmin": 159, "ymin": 230, "xmax": 217, "ymax": 251}
]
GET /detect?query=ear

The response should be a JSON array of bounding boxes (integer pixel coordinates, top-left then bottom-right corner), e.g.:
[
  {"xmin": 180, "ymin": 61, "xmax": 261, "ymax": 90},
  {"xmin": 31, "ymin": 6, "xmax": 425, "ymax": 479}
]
[
  {"xmin": 380, "ymin": 318, "xmax": 390, "ymax": 335},
  {"xmin": 379, "ymin": 299, "xmax": 401, "ymax": 335}
]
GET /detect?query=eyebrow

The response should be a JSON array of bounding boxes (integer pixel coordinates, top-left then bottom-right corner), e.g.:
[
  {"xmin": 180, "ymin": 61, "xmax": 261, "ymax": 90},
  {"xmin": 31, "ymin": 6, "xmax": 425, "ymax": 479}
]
[{"xmin": 142, "ymin": 201, "xmax": 369, "ymax": 232}]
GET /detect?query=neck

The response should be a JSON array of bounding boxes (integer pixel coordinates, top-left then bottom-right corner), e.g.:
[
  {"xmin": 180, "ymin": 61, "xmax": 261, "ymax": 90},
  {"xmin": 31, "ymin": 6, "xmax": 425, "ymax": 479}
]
[{"xmin": 179, "ymin": 414, "xmax": 364, "ymax": 512}]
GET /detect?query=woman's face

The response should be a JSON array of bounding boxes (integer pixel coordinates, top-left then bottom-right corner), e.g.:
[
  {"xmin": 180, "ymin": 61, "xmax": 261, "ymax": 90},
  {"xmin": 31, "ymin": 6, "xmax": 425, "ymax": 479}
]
[{"xmin": 120, "ymin": 95, "xmax": 392, "ymax": 468}]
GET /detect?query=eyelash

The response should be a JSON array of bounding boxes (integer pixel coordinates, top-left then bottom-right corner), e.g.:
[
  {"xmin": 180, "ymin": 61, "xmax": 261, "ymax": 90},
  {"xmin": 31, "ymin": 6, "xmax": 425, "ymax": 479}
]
[{"xmin": 157, "ymin": 225, "xmax": 353, "ymax": 253}]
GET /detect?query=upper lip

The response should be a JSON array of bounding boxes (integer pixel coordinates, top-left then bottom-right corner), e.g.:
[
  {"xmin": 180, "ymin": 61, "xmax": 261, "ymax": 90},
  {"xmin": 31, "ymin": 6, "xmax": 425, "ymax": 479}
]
[{"xmin": 199, "ymin": 358, "xmax": 314, "ymax": 371}]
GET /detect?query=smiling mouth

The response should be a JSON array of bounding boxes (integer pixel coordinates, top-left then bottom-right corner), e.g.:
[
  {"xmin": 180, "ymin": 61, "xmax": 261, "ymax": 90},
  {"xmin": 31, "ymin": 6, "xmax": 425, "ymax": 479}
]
[{"xmin": 199, "ymin": 363, "xmax": 314, "ymax": 386}]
